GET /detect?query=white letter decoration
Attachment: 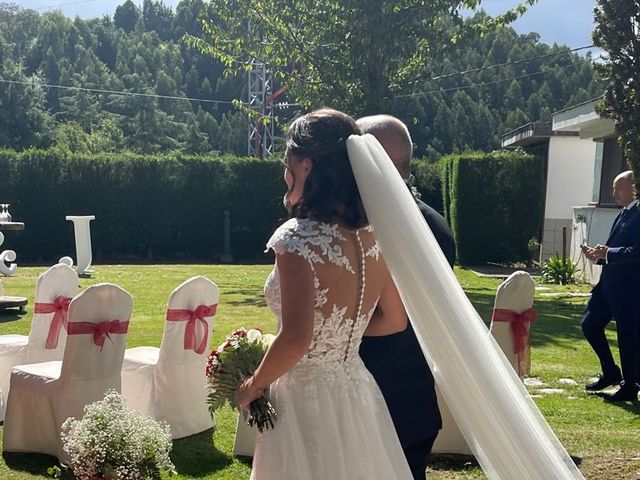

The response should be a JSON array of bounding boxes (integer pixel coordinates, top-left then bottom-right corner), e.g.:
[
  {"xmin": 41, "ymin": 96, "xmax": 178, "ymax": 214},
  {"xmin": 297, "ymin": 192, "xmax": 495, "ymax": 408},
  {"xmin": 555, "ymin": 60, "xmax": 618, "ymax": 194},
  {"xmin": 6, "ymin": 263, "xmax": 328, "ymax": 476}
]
[
  {"xmin": 0, "ymin": 232, "xmax": 17, "ymax": 276},
  {"xmin": 59, "ymin": 216, "xmax": 95, "ymax": 275}
]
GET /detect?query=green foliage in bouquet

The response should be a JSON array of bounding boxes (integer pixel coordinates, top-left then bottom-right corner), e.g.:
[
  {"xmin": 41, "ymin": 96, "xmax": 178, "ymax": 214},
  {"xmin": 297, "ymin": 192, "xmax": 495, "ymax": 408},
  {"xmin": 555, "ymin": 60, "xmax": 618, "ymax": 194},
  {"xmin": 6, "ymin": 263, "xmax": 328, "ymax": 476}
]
[
  {"xmin": 206, "ymin": 334, "xmax": 267, "ymax": 411},
  {"xmin": 60, "ymin": 390, "xmax": 176, "ymax": 480},
  {"xmin": 206, "ymin": 328, "xmax": 277, "ymax": 432},
  {"xmin": 541, "ymin": 255, "xmax": 578, "ymax": 285}
]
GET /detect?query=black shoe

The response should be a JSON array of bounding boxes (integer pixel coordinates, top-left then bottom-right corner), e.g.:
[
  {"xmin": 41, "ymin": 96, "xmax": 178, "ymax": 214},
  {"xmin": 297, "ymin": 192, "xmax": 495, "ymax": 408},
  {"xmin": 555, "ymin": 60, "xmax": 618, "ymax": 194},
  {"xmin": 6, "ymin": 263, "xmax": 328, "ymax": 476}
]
[
  {"xmin": 603, "ymin": 387, "xmax": 639, "ymax": 402},
  {"xmin": 585, "ymin": 373, "xmax": 622, "ymax": 391}
]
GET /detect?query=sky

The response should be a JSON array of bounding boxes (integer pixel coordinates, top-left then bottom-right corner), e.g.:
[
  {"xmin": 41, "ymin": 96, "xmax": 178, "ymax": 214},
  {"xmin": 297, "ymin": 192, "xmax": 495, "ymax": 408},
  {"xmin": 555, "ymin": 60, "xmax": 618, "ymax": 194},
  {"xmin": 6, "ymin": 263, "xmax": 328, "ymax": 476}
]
[{"xmin": 14, "ymin": 0, "xmax": 598, "ymax": 53}]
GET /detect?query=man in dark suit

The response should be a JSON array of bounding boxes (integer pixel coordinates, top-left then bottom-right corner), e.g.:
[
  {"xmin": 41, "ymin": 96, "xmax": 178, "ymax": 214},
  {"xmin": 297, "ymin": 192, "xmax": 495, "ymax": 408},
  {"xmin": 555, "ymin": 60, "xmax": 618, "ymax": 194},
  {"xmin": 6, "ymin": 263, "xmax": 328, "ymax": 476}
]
[
  {"xmin": 581, "ymin": 170, "xmax": 640, "ymax": 402},
  {"xmin": 357, "ymin": 115, "xmax": 455, "ymax": 480}
]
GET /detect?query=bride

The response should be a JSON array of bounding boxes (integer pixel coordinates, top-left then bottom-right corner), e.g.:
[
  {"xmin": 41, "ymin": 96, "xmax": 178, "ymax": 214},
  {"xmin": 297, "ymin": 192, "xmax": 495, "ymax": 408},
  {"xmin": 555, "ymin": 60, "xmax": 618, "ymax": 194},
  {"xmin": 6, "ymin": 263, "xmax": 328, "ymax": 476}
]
[
  {"xmin": 237, "ymin": 107, "xmax": 584, "ymax": 480},
  {"xmin": 235, "ymin": 108, "xmax": 414, "ymax": 479}
]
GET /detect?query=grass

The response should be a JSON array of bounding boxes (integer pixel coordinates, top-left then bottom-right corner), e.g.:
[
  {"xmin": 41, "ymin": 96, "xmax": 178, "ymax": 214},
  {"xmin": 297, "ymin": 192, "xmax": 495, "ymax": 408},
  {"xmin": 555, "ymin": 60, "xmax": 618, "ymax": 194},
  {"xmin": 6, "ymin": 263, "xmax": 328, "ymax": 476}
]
[{"xmin": 0, "ymin": 265, "xmax": 638, "ymax": 480}]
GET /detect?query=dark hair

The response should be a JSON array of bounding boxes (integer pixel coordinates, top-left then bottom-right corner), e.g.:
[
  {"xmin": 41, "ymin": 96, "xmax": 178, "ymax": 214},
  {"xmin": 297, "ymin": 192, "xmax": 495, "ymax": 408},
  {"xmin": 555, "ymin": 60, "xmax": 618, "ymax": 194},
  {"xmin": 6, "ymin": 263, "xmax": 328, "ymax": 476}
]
[{"xmin": 284, "ymin": 108, "xmax": 367, "ymax": 228}]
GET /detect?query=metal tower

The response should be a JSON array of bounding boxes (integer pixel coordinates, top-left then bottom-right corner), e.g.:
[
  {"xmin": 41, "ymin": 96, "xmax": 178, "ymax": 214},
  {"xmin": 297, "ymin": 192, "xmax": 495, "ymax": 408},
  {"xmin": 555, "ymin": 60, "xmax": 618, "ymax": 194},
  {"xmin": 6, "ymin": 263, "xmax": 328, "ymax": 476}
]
[{"xmin": 247, "ymin": 60, "xmax": 274, "ymax": 158}]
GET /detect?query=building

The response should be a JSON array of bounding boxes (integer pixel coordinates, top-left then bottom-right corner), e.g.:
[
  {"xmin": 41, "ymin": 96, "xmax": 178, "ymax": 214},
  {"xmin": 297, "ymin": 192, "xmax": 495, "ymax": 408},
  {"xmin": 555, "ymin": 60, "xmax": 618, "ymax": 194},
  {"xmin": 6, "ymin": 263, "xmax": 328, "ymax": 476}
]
[{"xmin": 502, "ymin": 98, "xmax": 625, "ymax": 283}]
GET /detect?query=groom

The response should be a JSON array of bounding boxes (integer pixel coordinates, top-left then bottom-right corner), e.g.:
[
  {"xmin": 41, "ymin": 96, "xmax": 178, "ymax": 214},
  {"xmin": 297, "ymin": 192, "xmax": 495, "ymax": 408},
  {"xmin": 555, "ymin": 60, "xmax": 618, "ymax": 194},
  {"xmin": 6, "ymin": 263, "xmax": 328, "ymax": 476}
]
[{"xmin": 357, "ymin": 115, "xmax": 455, "ymax": 480}]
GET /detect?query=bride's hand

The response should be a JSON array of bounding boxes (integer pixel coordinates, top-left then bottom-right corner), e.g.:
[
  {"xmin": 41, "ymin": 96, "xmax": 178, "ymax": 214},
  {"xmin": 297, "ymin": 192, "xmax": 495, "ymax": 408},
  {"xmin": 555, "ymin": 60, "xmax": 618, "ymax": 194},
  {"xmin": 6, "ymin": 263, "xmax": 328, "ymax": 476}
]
[{"xmin": 235, "ymin": 375, "xmax": 263, "ymax": 411}]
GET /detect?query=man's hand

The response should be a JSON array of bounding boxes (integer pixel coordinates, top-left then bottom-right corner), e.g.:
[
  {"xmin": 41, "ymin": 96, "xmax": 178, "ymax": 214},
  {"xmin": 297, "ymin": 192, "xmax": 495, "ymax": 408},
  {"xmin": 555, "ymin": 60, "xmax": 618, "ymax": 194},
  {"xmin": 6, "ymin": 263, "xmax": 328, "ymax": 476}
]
[
  {"xmin": 581, "ymin": 244, "xmax": 594, "ymax": 259},
  {"xmin": 582, "ymin": 243, "xmax": 608, "ymax": 261}
]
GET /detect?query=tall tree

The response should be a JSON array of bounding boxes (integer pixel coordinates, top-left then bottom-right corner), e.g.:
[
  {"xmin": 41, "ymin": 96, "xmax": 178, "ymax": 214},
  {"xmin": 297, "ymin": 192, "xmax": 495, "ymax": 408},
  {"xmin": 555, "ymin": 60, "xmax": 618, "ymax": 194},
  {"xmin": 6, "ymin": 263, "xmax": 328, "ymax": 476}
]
[
  {"xmin": 0, "ymin": 2, "xmax": 602, "ymax": 155},
  {"xmin": 173, "ymin": 0, "xmax": 205, "ymax": 39},
  {"xmin": 114, "ymin": 0, "xmax": 141, "ymax": 33},
  {"xmin": 191, "ymin": 0, "xmax": 537, "ymax": 114},
  {"xmin": 0, "ymin": 59, "xmax": 53, "ymax": 149},
  {"xmin": 143, "ymin": 0, "xmax": 174, "ymax": 41},
  {"xmin": 593, "ymin": 0, "xmax": 640, "ymax": 194}
]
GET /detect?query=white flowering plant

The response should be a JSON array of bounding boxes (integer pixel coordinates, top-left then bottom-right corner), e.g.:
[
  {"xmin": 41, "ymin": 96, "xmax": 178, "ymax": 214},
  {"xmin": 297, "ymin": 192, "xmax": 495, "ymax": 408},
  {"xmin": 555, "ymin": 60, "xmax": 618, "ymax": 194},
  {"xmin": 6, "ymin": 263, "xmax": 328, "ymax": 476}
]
[
  {"xmin": 206, "ymin": 327, "xmax": 277, "ymax": 432},
  {"xmin": 60, "ymin": 390, "xmax": 176, "ymax": 480}
]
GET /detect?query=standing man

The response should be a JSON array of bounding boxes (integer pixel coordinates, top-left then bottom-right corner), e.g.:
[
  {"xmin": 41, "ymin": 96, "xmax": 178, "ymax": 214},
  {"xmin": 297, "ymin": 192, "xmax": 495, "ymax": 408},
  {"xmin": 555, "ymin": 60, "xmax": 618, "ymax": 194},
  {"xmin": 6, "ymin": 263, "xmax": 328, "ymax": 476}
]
[
  {"xmin": 581, "ymin": 170, "xmax": 640, "ymax": 402},
  {"xmin": 357, "ymin": 115, "xmax": 455, "ymax": 480}
]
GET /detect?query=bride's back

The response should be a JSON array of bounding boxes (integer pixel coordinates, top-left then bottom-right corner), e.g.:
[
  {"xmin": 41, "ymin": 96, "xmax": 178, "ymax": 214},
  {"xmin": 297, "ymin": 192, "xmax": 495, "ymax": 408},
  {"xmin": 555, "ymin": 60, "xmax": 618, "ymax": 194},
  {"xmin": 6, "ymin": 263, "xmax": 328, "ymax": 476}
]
[
  {"xmin": 252, "ymin": 109, "xmax": 415, "ymax": 480},
  {"xmin": 266, "ymin": 218, "xmax": 386, "ymax": 365}
]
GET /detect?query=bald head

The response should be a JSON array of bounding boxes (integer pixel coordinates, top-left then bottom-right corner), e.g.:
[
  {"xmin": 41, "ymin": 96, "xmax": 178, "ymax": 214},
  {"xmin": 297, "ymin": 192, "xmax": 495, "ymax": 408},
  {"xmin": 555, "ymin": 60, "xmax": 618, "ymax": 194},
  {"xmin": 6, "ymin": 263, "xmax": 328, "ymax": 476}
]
[
  {"xmin": 613, "ymin": 170, "xmax": 636, "ymax": 206},
  {"xmin": 357, "ymin": 115, "xmax": 413, "ymax": 178},
  {"xmin": 614, "ymin": 170, "xmax": 634, "ymax": 184}
]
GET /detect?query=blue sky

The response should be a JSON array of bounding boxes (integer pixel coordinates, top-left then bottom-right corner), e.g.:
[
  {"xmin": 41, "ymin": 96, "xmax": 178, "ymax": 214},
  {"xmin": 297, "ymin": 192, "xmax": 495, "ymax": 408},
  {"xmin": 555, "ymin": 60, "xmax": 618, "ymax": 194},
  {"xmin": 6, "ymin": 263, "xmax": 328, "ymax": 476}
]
[
  {"xmin": 475, "ymin": 0, "xmax": 597, "ymax": 48},
  {"xmin": 17, "ymin": 0, "xmax": 597, "ymax": 52}
]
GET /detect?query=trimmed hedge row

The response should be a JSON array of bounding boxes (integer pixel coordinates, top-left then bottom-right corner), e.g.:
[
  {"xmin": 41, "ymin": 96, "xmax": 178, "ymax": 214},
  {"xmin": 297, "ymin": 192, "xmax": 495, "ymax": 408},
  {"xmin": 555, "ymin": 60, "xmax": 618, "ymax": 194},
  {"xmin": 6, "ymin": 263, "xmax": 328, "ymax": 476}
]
[
  {"xmin": 413, "ymin": 159, "xmax": 443, "ymax": 213},
  {"xmin": 0, "ymin": 149, "xmax": 444, "ymax": 262},
  {"xmin": 441, "ymin": 150, "xmax": 546, "ymax": 265},
  {"xmin": 0, "ymin": 150, "xmax": 285, "ymax": 261}
]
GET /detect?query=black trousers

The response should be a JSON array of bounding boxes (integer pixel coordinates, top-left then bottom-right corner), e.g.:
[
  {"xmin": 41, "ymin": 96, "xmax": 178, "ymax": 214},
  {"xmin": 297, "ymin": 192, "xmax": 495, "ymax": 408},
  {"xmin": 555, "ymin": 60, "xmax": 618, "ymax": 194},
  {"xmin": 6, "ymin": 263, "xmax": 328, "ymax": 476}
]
[
  {"xmin": 404, "ymin": 433, "xmax": 439, "ymax": 480},
  {"xmin": 581, "ymin": 289, "xmax": 640, "ymax": 390}
]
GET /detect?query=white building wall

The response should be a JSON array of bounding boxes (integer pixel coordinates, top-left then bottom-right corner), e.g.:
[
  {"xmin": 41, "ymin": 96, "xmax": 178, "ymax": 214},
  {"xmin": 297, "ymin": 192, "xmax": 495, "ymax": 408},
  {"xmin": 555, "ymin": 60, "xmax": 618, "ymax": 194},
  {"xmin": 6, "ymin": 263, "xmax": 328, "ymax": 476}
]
[
  {"xmin": 570, "ymin": 206, "xmax": 619, "ymax": 285},
  {"xmin": 544, "ymin": 136, "xmax": 597, "ymax": 219},
  {"xmin": 540, "ymin": 136, "xmax": 597, "ymax": 260}
]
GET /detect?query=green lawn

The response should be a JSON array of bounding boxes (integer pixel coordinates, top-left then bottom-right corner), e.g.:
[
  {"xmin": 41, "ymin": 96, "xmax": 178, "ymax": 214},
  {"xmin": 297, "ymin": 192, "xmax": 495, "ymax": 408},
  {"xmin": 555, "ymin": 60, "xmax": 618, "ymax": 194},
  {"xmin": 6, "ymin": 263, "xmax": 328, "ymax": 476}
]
[{"xmin": 0, "ymin": 265, "xmax": 638, "ymax": 480}]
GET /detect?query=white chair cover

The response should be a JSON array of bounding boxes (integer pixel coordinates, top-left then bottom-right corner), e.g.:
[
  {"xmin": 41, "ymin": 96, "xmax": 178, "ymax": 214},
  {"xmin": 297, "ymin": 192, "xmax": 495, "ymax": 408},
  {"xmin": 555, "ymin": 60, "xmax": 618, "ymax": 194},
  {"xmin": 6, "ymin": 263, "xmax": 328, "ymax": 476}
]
[
  {"xmin": 490, "ymin": 271, "xmax": 536, "ymax": 377},
  {"xmin": 121, "ymin": 275, "xmax": 218, "ymax": 439},
  {"xmin": 233, "ymin": 415, "xmax": 258, "ymax": 456},
  {"xmin": 431, "ymin": 385, "xmax": 473, "ymax": 455},
  {"xmin": 433, "ymin": 271, "xmax": 537, "ymax": 455},
  {"xmin": 0, "ymin": 263, "xmax": 78, "ymax": 420},
  {"xmin": 3, "ymin": 283, "xmax": 132, "ymax": 460}
]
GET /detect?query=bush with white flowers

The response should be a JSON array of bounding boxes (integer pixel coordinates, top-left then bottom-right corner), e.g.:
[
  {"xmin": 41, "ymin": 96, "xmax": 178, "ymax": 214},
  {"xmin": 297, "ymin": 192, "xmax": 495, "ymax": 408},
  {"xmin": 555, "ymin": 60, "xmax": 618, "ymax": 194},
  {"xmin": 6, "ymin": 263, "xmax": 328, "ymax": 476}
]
[{"xmin": 61, "ymin": 390, "xmax": 176, "ymax": 480}]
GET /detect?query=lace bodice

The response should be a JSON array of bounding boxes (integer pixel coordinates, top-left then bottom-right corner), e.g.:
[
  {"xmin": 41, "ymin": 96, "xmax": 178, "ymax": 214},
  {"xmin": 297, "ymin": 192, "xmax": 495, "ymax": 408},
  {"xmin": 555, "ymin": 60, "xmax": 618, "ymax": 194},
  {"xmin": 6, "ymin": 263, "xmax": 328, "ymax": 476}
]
[{"xmin": 264, "ymin": 218, "xmax": 383, "ymax": 365}]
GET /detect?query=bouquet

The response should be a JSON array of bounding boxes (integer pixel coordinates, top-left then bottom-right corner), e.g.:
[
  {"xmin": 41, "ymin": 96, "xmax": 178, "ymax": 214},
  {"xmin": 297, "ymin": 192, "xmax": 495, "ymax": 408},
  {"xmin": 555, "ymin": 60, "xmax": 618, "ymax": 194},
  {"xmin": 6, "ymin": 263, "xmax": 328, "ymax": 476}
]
[
  {"xmin": 60, "ymin": 390, "xmax": 175, "ymax": 480},
  {"xmin": 206, "ymin": 327, "xmax": 277, "ymax": 432}
]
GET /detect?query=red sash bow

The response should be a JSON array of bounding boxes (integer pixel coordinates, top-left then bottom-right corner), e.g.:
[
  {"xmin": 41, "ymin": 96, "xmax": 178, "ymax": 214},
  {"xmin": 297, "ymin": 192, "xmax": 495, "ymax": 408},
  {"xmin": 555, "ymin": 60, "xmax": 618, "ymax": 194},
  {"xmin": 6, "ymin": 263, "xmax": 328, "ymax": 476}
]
[
  {"xmin": 34, "ymin": 296, "xmax": 73, "ymax": 349},
  {"xmin": 67, "ymin": 320, "xmax": 129, "ymax": 350},
  {"xmin": 492, "ymin": 308, "xmax": 538, "ymax": 376},
  {"xmin": 166, "ymin": 304, "xmax": 217, "ymax": 354}
]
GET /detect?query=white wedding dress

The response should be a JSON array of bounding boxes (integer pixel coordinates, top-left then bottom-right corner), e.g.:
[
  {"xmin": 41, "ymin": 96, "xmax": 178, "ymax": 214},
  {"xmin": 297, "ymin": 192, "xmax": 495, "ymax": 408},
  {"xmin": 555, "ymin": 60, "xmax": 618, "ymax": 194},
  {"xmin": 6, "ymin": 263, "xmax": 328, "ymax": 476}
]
[{"xmin": 253, "ymin": 218, "xmax": 413, "ymax": 480}]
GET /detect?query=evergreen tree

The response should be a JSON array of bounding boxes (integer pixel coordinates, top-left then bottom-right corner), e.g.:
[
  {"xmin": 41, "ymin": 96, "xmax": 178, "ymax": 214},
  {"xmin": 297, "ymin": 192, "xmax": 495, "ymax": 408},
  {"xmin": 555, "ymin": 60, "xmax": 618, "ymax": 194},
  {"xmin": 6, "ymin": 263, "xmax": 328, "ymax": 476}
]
[
  {"xmin": 0, "ymin": 2, "xmax": 604, "ymax": 157},
  {"xmin": 593, "ymin": 0, "xmax": 640, "ymax": 192},
  {"xmin": 0, "ymin": 59, "xmax": 53, "ymax": 149},
  {"xmin": 184, "ymin": 117, "xmax": 210, "ymax": 153},
  {"xmin": 114, "ymin": 0, "xmax": 140, "ymax": 33},
  {"xmin": 143, "ymin": 0, "xmax": 174, "ymax": 41}
]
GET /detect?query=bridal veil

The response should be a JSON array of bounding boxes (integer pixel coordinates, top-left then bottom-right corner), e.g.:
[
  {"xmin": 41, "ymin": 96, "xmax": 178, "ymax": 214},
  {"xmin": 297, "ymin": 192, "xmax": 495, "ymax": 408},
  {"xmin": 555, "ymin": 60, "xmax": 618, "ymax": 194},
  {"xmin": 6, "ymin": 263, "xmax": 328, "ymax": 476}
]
[{"xmin": 347, "ymin": 134, "xmax": 584, "ymax": 480}]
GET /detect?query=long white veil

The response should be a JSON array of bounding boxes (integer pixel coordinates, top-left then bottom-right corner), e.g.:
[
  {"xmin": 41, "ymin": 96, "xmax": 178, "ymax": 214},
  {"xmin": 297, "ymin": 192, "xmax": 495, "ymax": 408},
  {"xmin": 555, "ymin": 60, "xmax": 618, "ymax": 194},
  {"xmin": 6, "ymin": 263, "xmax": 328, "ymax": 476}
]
[{"xmin": 347, "ymin": 134, "xmax": 584, "ymax": 480}]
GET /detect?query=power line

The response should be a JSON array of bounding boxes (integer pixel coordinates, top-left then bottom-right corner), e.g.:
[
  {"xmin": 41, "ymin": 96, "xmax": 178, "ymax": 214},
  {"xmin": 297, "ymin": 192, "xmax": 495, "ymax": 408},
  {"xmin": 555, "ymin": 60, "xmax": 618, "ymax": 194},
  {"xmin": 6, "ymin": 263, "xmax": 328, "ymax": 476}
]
[
  {"xmin": 393, "ymin": 59, "xmax": 578, "ymax": 99},
  {"xmin": 0, "ymin": 78, "xmax": 236, "ymax": 105},
  {"xmin": 33, "ymin": 0, "xmax": 100, "ymax": 11},
  {"xmin": 0, "ymin": 38, "xmax": 596, "ymax": 107},
  {"xmin": 430, "ymin": 44, "xmax": 596, "ymax": 81}
]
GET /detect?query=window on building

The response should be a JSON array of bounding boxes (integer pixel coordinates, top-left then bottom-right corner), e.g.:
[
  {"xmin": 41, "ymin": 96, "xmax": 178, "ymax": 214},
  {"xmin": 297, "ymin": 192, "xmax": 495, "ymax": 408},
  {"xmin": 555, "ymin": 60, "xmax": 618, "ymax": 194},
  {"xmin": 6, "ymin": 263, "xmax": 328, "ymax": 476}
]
[{"xmin": 598, "ymin": 137, "xmax": 627, "ymax": 206}]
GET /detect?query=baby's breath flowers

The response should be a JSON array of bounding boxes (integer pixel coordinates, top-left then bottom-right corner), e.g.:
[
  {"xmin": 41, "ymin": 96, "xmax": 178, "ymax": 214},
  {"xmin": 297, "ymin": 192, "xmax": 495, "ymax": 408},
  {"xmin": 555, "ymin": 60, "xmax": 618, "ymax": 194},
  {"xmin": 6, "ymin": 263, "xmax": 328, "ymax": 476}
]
[{"xmin": 61, "ymin": 390, "xmax": 176, "ymax": 480}]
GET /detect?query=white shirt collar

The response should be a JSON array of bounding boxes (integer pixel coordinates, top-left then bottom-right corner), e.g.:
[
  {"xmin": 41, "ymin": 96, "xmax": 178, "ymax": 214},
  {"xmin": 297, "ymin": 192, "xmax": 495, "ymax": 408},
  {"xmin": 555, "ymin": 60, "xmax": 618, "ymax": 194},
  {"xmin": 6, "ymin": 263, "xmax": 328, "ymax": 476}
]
[{"xmin": 625, "ymin": 200, "xmax": 638, "ymax": 210}]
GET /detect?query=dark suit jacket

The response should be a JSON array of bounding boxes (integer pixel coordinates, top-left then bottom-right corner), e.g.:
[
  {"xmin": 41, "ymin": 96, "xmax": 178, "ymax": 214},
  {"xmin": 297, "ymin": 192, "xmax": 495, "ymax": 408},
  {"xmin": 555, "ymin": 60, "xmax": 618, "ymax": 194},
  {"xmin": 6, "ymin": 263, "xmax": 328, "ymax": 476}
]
[
  {"xmin": 360, "ymin": 198, "xmax": 455, "ymax": 447},
  {"xmin": 416, "ymin": 198, "xmax": 456, "ymax": 266},
  {"xmin": 597, "ymin": 203, "xmax": 640, "ymax": 311}
]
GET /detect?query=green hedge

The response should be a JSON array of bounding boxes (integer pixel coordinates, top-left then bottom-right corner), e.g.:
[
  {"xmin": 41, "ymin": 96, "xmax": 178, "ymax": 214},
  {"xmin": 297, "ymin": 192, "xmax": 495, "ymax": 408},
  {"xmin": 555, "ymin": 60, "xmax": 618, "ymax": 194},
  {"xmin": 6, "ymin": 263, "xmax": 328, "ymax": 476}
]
[
  {"xmin": 0, "ymin": 149, "xmax": 445, "ymax": 263},
  {"xmin": 441, "ymin": 150, "xmax": 546, "ymax": 265},
  {"xmin": 412, "ymin": 159, "xmax": 443, "ymax": 213},
  {"xmin": 0, "ymin": 150, "xmax": 285, "ymax": 261}
]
